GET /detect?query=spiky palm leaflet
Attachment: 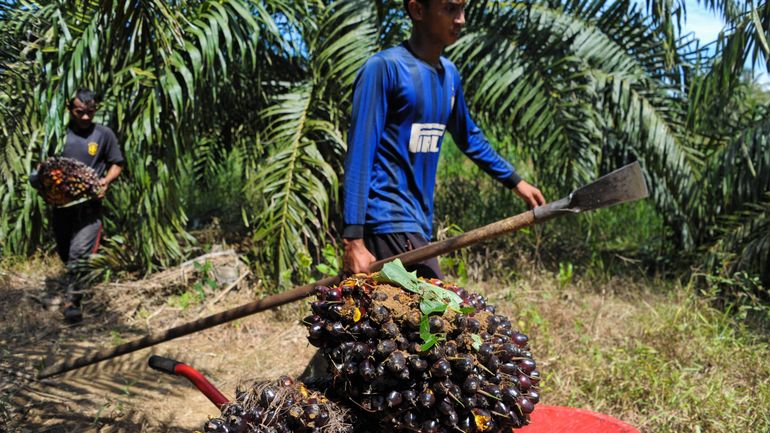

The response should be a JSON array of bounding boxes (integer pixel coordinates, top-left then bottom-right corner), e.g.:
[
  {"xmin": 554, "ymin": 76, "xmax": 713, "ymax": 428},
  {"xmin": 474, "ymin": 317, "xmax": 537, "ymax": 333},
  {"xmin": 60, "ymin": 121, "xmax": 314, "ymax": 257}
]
[{"xmin": 243, "ymin": 0, "xmax": 378, "ymax": 284}]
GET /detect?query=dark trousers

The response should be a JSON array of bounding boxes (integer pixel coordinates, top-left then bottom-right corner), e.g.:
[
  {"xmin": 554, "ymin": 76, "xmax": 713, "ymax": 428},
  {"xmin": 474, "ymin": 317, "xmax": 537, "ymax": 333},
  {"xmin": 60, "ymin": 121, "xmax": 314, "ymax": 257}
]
[
  {"xmin": 364, "ymin": 232, "xmax": 444, "ymax": 279},
  {"xmin": 52, "ymin": 200, "xmax": 103, "ymax": 266},
  {"xmin": 51, "ymin": 201, "xmax": 102, "ymax": 303}
]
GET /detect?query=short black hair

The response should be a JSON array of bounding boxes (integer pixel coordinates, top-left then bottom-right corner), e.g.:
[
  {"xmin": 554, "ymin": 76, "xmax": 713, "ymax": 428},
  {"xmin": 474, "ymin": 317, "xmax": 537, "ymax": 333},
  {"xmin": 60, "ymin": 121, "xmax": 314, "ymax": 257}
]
[
  {"xmin": 404, "ymin": 0, "xmax": 429, "ymax": 20},
  {"xmin": 68, "ymin": 88, "xmax": 98, "ymax": 108}
]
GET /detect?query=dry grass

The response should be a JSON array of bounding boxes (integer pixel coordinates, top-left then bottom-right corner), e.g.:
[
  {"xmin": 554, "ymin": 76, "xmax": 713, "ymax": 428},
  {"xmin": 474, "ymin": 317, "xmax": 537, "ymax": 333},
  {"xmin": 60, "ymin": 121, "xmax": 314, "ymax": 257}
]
[
  {"xmin": 476, "ymin": 269, "xmax": 770, "ymax": 433},
  {"xmin": 0, "ymin": 253, "xmax": 317, "ymax": 432},
  {"xmin": 2, "ymin": 254, "xmax": 769, "ymax": 432}
]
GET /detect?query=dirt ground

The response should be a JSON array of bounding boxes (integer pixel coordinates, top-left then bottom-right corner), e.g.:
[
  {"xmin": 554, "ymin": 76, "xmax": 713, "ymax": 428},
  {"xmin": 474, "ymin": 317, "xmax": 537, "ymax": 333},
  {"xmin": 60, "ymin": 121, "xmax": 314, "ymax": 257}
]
[{"xmin": 0, "ymin": 257, "xmax": 319, "ymax": 432}]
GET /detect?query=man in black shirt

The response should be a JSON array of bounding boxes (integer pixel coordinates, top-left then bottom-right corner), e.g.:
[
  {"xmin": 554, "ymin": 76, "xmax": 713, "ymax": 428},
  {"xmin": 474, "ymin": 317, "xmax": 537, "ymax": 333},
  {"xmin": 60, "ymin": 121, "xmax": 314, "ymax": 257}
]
[{"xmin": 54, "ymin": 88, "xmax": 124, "ymax": 322}]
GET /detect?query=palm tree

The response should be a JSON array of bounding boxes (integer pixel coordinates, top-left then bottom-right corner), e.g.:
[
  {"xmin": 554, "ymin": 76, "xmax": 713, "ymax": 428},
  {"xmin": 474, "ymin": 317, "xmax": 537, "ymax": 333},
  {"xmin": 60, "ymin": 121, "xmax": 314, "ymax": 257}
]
[
  {"xmin": 1, "ymin": 0, "xmax": 767, "ymax": 290},
  {"xmin": 449, "ymin": 0, "xmax": 701, "ymax": 248},
  {"xmin": 241, "ymin": 0, "xmax": 378, "ymax": 285},
  {"xmin": 0, "ymin": 0, "xmax": 289, "ymax": 270},
  {"xmin": 676, "ymin": 1, "xmax": 770, "ymax": 288}
]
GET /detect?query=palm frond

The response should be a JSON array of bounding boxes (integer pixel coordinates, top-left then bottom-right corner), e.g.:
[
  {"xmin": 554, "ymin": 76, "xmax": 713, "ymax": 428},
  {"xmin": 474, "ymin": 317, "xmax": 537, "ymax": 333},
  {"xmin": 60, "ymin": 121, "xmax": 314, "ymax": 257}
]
[
  {"xmin": 451, "ymin": 0, "xmax": 700, "ymax": 246},
  {"xmin": 695, "ymin": 0, "xmax": 751, "ymax": 24},
  {"xmin": 705, "ymin": 193, "xmax": 770, "ymax": 289},
  {"xmin": 246, "ymin": 86, "xmax": 340, "ymax": 282},
  {"xmin": 700, "ymin": 112, "xmax": 770, "ymax": 235},
  {"xmin": 243, "ymin": 0, "xmax": 377, "ymax": 283}
]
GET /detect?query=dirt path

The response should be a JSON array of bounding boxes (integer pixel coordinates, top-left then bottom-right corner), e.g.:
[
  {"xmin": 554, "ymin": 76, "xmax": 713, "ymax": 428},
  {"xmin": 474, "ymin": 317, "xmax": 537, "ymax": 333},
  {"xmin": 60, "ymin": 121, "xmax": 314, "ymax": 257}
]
[{"xmin": 1, "ymin": 265, "xmax": 318, "ymax": 432}]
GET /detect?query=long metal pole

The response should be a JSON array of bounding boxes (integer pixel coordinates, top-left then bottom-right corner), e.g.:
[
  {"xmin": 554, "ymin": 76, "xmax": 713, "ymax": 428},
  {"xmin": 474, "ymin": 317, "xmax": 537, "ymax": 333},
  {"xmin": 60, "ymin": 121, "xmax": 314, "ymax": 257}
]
[
  {"xmin": 38, "ymin": 161, "xmax": 648, "ymax": 379},
  {"xmin": 37, "ymin": 211, "xmax": 535, "ymax": 379}
]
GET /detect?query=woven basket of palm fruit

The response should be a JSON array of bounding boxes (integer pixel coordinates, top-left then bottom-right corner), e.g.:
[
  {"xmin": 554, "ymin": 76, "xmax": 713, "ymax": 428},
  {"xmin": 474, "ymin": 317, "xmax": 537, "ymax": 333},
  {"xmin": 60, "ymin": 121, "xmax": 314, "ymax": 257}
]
[
  {"xmin": 38, "ymin": 156, "xmax": 100, "ymax": 206},
  {"xmin": 202, "ymin": 376, "xmax": 354, "ymax": 433},
  {"xmin": 301, "ymin": 259, "xmax": 541, "ymax": 433}
]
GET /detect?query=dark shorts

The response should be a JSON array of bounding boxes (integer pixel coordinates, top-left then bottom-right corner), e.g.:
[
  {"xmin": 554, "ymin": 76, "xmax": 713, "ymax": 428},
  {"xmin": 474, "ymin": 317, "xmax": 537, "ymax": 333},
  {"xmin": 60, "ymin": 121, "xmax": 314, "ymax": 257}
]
[
  {"xmin": 364, "ymin": 232, "xmax": 443, "ymax": 279},
  {"xmin": 51, "ymin": 200, "xmax": 103, "ymax": 267}
]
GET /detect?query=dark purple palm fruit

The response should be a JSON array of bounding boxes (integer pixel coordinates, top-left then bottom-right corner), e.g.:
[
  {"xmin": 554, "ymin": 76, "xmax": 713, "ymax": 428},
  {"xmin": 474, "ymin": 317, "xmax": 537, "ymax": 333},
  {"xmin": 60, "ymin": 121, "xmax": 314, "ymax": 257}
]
[
  {"xmin": 300, "ymin": 262, "xmax": 540, "ymax": 432},
  {"xmin": 202, "ymin": 376, "xmax": 353, "ymax": 433}
]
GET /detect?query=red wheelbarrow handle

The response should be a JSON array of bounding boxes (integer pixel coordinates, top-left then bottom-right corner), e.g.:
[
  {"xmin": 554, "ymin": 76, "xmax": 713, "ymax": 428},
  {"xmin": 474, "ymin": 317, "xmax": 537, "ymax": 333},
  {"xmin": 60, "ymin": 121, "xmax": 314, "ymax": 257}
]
[{"xmin": 148, "ymin": 355, "xmax": 230, "ymax": 409}]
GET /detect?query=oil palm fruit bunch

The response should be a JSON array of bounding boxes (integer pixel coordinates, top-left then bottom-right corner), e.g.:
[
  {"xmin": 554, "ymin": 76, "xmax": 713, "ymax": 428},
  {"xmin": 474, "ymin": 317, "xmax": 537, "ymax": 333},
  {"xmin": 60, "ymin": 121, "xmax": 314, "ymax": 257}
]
[
  {"xmin": 301, "ymin": 259, "xmax": 540, "ymax": 433},
  {"xmin": 38, "ymin": 156, "xmax": 100, "ymax": 206},
  {"xmin": 203, "ymin": 376, "xmax": 353, "ymax": 433}
]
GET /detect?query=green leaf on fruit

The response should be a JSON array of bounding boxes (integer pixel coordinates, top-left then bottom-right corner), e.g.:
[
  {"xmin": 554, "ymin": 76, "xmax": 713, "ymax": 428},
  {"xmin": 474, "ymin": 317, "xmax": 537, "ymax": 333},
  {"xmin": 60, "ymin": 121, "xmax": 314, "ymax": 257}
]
[
  {"xmin": 420, "ymin": 298, "xmax": 448, "ymax": 316},
  {"xmin": 419, "ymin": 315, "xmax": 432, "ymax": 341},
  {"xmin": 375, "ymin": 259, "xmax": 468, "ymax": 315},
  {"xmin": 470, "ymin": 333, "xmax": 482, "ymax": 351},
  {"xmin": 419, "ymin": 315, "xmax": 444, "ymax": 351},
  {"xmin": 376, "ymin": 259, "xmax": 423, "ymax": 292},
  {"xmin": 420, "ymin": 335, "xmax": 438, "ymax": 352},
  {"xmin": 377, "ymin": 259, "xmax": 464, "ymax": 351}
]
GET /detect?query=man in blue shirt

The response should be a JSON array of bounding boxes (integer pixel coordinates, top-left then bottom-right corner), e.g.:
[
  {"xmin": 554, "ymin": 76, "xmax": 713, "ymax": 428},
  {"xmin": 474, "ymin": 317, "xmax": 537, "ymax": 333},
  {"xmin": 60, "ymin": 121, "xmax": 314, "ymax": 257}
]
[{"xmin": 342, "ymin": 0, "xmax": 545, "ymax": 278}]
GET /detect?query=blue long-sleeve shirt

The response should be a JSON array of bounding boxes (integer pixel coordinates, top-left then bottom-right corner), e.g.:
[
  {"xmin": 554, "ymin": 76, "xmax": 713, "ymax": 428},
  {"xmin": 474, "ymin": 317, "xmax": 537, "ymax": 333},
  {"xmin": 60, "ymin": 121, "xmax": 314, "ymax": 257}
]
[{"xmin": 343, "ymin": 42, "xmax": 521, "ymax": 240}]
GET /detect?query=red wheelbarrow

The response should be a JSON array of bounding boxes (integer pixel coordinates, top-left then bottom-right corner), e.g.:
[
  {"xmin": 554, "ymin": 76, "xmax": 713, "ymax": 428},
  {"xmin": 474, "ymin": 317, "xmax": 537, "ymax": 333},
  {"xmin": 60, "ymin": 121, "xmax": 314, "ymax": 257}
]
[{"xmin": 149, "ymin": 355, "xmax": 640, "ymax": 433}]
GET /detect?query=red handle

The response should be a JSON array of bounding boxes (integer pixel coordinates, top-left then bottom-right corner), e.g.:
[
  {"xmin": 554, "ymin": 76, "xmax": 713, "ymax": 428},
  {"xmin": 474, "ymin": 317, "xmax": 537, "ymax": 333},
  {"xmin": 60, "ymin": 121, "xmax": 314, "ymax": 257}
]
[
  {"xmin": 173, "ymin": 363, "xmax": 230, "ymax": 408},
  {"xmin": 148, "ymin": 355, "xmax": 229, "ymax": 408}
]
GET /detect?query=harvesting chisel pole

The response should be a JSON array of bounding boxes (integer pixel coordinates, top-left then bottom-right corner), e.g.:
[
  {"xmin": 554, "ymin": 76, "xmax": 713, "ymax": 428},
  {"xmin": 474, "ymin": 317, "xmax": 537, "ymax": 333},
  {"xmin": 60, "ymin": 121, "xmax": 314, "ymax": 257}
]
[
  {"xmin": 376, "ymin": 162, "xmax": 648, "ymax": 268},
  {"xmin": 37, "ymin": 162, "xmax": 648, "ymax": 379}
]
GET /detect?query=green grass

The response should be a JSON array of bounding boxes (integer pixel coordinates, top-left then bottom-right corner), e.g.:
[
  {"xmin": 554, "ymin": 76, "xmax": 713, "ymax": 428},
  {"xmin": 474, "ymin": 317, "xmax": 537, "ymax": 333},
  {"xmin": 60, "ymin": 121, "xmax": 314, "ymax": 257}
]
[
  {"xmin": 3, "ymin": 249, "xmax": 769, "ymax": 431},
  {"xmin": 433, "ymin": 142, "xmax": 770, "ymax": 433},
  {"xmin": 434, "ymin": 137, "xmax": 678, "ymax": 282},
  {"xmin": 480, "ymin": 271, "xmax": 770, "ymax": 432}
]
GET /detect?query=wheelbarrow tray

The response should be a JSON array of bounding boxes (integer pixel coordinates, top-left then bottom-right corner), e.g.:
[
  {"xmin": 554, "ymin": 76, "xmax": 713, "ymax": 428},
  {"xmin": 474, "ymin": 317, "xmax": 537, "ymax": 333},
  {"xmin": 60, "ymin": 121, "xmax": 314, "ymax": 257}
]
[{"xmin": 520, "ymin": 405, "xmax": 640, "ymax": 433}]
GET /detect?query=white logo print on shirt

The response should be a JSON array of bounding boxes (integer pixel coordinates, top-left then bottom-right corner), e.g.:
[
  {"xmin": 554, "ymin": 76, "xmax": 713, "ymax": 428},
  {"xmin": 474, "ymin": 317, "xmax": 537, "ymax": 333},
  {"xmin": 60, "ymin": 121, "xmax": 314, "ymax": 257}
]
[{"xmin": 409, "ymin": 123, "xmax": 446, "ymax": 153}]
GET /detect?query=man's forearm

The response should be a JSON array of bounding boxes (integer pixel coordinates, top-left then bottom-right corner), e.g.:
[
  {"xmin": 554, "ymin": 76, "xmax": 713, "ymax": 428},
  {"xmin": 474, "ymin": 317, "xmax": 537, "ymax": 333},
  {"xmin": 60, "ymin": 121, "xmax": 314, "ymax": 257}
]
[{"xmin": 103, "ymin": 164, "xmax": 123, "ymax": 184}]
